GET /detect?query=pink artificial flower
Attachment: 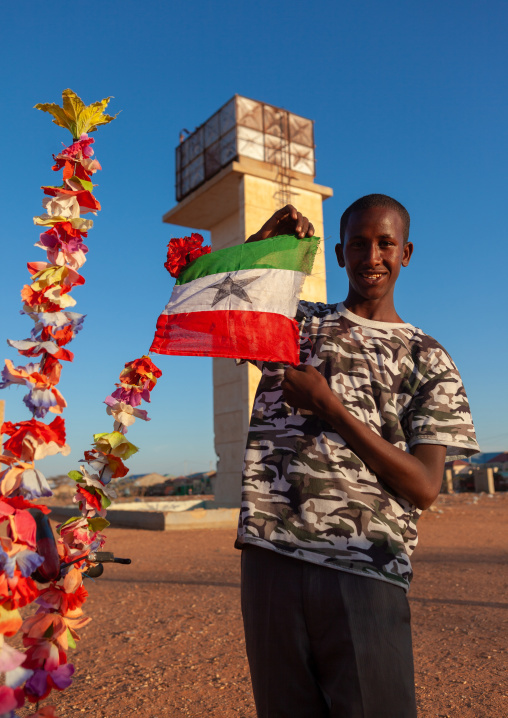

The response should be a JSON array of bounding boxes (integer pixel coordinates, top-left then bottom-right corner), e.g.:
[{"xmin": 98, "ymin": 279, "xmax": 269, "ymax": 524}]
[
  {"xmin": 0, "ymin": 636, "xmax": 26, "ymax": 672},
  {"xmin": 0, "ymin": 499, "xmax": 37, "ymax": 548},
  {"xmin": 0, "ymin": 684, "xmax": 24, "ymax": 712},
  {"xmin": 22, "ymin": 613, "xmax": 68, "ymax": 650},
  {"xmin": 104, "ymin": 396, "xmax": 150, "ymax": 431},
  {"xmin": 56, "ymin": 516, "xmax": 106, "ymax": 564},
  {"xmin": 82, "ymin": 449, "xmax": 128, "ymax": 481},
  {"xmin": 23, "ymin": 640, "xmax": 64, "ymax": 673},
  {"xmin": 35, "ymin": 223, "xmax": 89, "ymax": 269},
  {"xmin": 109, "ymin": 384, "xmax": 149, "ymax": 407},
  {"xmin": 63, "ymin": 134, "xmax": 95, "ymax": 159}
]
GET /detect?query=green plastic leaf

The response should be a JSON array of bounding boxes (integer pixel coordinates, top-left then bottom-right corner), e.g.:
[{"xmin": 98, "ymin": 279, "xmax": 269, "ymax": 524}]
[
  {"xmin": 68, "ymin": 470, "xmax": 83, "ymax": 483},
  {"xmin": 70, "ymin": 175, "xmax": 94, "ymax": 192},
  {"xmin": 66, "ymin": 627, "xmax": 76, "ymax": 650},
  {"xmin": 87, "ymin": 517, "xmax": 110, "ymax": 532},
  {"xmin": 100, "ymin": 493, "xmax": 112, "ymax": 510}
]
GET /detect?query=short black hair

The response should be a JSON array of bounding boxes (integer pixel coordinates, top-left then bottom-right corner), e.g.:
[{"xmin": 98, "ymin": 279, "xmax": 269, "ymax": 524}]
[{"xmin": 339, "ymin": 194, "xmax": 410, "ymax": 244}]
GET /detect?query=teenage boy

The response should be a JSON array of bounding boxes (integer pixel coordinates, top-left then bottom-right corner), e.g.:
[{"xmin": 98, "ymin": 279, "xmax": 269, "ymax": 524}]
[{"xmin": 236, "ymin": 195, "xmax": 479, "ymax": 718}]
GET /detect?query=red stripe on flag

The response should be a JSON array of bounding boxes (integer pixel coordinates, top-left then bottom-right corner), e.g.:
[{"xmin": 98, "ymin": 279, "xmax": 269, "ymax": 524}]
[{"xmin": 150, "ymin": 310, "xmax": 300, "ymax": 365}]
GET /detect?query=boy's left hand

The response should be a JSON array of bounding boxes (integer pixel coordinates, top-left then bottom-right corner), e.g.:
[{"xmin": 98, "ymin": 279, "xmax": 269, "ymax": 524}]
[
  {"xmin": 281, "ymin": 365, "xmax": 334, "ymax": 415},
  {"xmin": 246, "ymin": 205, "xmax": 314, "ymax": 243}
]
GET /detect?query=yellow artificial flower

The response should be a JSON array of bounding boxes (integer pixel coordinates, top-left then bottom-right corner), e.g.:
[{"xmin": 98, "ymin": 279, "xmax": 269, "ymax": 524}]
[{"xmin": 35, "ymin": 89, "xmax": 119, "ymax": 138}]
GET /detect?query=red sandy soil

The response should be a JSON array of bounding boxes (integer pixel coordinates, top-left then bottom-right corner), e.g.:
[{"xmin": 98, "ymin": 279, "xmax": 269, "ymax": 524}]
[{"xmin": 17, "ymin": 493, "xmax": 507, "ymax": 717}]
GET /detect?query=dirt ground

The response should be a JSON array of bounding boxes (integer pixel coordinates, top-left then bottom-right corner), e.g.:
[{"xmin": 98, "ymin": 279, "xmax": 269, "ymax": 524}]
[{"xmin": 18, "ymin": 493, "xmax": 507, "ymax": 718}]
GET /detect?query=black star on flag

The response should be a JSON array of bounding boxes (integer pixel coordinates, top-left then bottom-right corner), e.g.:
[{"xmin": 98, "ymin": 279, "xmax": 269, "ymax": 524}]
[{"xmin": 209, "ymin": 274, "xmax": 260, "ymax": 308}]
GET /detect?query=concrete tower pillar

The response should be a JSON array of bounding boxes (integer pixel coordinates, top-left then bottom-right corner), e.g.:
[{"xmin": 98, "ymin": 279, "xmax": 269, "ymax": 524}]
[{"xmin": 163, "ymin": 97, "xmax": 333, "ymax": 507}]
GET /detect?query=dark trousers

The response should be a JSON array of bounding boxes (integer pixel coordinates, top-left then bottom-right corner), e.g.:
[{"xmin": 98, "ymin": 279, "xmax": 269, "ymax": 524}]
[{"xmin": 241, "ymin": 545, "xmax": 417, "ymax": 718}]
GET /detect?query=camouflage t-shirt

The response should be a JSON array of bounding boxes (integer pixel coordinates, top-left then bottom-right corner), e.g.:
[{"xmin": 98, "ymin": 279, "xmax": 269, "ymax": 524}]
[{"xmin": 236, "ymin": 301, "xmax": 479, "ymax": 590}]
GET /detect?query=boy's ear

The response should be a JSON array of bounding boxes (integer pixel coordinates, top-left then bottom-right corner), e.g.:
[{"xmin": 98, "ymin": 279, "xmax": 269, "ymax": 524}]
[
  {"xmin": 402, "ymin": 242, "xmax": 414, "ymax": 267},
  {"xmin": 335, "ymin": 243, "xmax": 345, "ymax": 268}
]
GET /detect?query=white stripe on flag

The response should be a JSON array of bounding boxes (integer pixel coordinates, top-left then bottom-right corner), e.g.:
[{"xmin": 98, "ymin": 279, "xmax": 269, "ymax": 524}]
[{"xmin": 161, "ymin": 268, "xmax": 305, "ymax": 317}]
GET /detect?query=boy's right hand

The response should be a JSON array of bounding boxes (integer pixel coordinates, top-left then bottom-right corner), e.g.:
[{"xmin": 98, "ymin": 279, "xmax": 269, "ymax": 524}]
[{"xmin": 246, "ymin": 205, "xmax": 315, "ymax": 243}]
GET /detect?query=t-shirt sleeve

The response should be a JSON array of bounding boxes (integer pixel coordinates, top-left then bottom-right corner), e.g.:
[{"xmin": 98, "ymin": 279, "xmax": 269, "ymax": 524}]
[
  {"xmin": 236, "ymin": 357, "xmax": 264, "ymax": 371},
  {"xmin": 405, "ymin": 346, "xmax": 480, "ymax": 460}
]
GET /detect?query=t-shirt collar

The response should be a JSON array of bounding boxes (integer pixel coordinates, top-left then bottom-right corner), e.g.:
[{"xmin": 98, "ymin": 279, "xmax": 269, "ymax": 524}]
[{"xmin": 335, "ymin": 302, "xmax": 414, "ymax": 330}]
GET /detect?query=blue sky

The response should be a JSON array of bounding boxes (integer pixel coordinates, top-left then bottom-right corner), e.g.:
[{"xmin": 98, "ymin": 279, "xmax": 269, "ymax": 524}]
[{"xmin": 1, "ymin": 0, "xmax": 507, "ymax": 477}]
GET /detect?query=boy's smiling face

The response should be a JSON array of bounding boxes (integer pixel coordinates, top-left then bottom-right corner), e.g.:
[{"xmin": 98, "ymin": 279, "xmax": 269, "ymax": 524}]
[{"xmin": 335, "ymin": 206, "xmax": 413, "ymax": 312}]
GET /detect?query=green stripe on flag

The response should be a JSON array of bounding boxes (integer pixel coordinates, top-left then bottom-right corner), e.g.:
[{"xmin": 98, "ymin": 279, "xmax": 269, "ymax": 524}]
[{"xmin": 176, "ymin": 234, "xmax": 320, "ymax": 286}]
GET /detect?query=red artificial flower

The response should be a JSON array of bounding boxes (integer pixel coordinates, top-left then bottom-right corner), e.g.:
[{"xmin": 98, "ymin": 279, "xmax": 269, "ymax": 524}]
[
  {"xmin": 0, "ymin": 498, "xmax": 49, "ymax": 552},
  {"xmin": 164, "ymin": 233, "xmax": 210, "ymax": 278},
  {"xmin": 10, "ymin": 338, "xmax": 74, "ymax": 363},
  {"xmin": 52, "ymin": 347, "xmax": 74, "ymax": 362},
  {"xmin": 61, "ymin": 135, "xmax": 95, "ymax": 160},
  {"xmin": 42, "ymin": 186, "xmax": 101, "ymax": 213},
  {"xmin": 1, "ymin": 416, "xmax": 68, "ymax": 462},
  {"xmin": 118, "ymin": 355, "xmax": 162, "ymax": 389},
  {"xmin": 83, "ymin": 450, "xmax": 129, "ymax": 479},
  {"xmin": 21, "ymin": 284, "xmax": 61, "ymax": 313},
  {"xmin": 0, "ymin": 496, "xmax": 51, "ymax": 514},
  {"xmin": 51, "ymin": 136, "xmax": 95, "ymax": 181},
  {"xmin": 23, "ymin": 640, "xmax": 67, "ymax": 672},
  {"xmin": 43, "ymin": 221, "xmax": 87, "ymax": 241},
  {"xmin": 37, "ymin": 584, "xmax": 88, "ymax": 614},
  {"xmin": 40, "ymin": 325, "xmax": 75, "ymax": 347},
  {"xmin": 74, "ymin": 162, "xmax": 94, "ymax": 182},
  {"xmin": 75, "ymin": 189, "xmax": 101, "ymax": 213},
  {"xmin": 51, "ymin": 156, "xmax": 75, "ymax": 180},
  {"xmin": 40, "ymin": 356, "xmax": 63, "ymax": 385},
  {"xmin": 0, "ymin": 569, "xmax": 40, "ymax": 610},
  {"xmin": 103, "ymin": 453, "xmax": 129, "ymax": 478},
  {"xmin": 110, "ymin": 356, "xmax": 162, "ymax": 407},
  {"xmin": 74, "ymin": 486, "xmax": 102, "ymax": 513},
  {"xmin": 25, "ymin": 705, "xmax": 59, "ymax": 717}
]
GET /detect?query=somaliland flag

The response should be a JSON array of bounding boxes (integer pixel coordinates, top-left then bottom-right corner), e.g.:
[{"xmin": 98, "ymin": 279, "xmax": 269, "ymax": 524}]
[{"xmin": 150, "ymin": 234, "xmax": 319, "ymax": 365}]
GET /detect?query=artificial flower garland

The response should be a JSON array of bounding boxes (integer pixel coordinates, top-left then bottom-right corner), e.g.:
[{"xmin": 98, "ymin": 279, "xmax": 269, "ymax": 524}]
[{"xmin": 0, "ymin": 90, "xmax": 162, "ymax": 717}]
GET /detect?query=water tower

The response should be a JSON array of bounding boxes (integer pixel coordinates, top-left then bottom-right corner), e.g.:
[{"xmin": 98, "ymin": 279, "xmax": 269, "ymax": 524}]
[{"xmin": 164, "ymin": 95, "xmax": 333, "ymax": 507}]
